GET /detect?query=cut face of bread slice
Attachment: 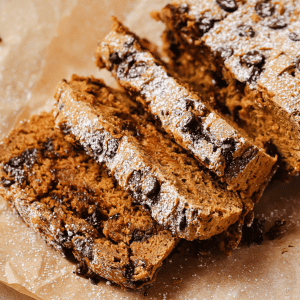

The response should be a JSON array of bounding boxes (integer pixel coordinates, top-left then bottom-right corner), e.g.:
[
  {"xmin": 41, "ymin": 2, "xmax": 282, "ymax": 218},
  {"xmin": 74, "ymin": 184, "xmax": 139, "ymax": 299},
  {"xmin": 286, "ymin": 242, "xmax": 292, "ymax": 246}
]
[
  {"xmin": 95, "ymin": 18, "xmax": 276, "ymax": 202},
  {"xmin": 154, "ymin": 0, "xmax": 300, "ymax": 178},
  {"xmin": 0, "ymin": 111, "xmax": 179, "ymax": 289},
  {"xmin": 54, "ymin": 75, "xmax": 243, "ymax": 241}
]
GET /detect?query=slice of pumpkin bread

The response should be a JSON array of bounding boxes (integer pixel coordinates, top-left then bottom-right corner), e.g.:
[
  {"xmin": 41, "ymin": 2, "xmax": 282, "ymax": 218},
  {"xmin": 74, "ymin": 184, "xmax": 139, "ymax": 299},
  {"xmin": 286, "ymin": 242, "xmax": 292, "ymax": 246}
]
[
  {"xmin": 155, "ymin": 0, "xmax": 300, "ymax": 178},
  {"xmin": 95, "ymin": 18, "xmax": 276, "ymax": 201},
  {"xmin": 54, "ymin": 75, "xmax": 243, "ymax": 241},
  {"xmin": 0, "ymin": 111, "xmax": 178, "ymax": 289}
]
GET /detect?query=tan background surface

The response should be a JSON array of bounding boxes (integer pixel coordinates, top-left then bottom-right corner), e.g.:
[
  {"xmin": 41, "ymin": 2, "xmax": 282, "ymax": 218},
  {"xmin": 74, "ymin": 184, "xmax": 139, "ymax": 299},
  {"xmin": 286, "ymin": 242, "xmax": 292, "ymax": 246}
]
[{"xmin": 1, "ymin": 0, "xmax": 300, "ymax": 299}]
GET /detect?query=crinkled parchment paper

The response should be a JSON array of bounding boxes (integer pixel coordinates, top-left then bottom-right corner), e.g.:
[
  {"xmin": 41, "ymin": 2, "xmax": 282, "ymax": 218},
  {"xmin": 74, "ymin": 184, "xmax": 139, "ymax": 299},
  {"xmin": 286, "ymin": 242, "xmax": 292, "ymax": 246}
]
[{"xmin": 1, "ymin": 0, "xmax": 300, "ymax": 299}]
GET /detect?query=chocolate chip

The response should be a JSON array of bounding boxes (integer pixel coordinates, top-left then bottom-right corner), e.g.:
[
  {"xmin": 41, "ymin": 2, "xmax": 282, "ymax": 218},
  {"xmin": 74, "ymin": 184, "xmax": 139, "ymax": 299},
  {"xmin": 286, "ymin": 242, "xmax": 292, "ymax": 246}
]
[
  {"xmin": 267, "ymin": 16, "xmax": 287, "ymax": 29},
  {"xmin": 237, "ymin": 24, "xmax": 255, "ymax": 37},
  {"xmin": 169, "ymin": 42, "xmax": 181, "ymax": 59},
  {"xmin": 123, "ymin": 262, "xmax": 135, "ymax": 280},
  {"xmin": 73, "ymin": 237, "xmax": 94, "ymax": 260},
  {"xmin": 109, "ymin": 52, "xmax": 122, "ymax": 66},
  {"xmin": 106, "ymin": 138, "xmax": 119, "ymax": 159},
  {"xmin": 127, "ymin": 62, "xmax": 148, "ymax": 79},
  {"xmin": 181, "ymin": 112, "xmax": 198, "ymax": 133},
  {"xmin": 179, "ymin": 209, "xmax": 187, "ymax": 231},
  {"xmin": 221, "ymin": 137, "xmax": 236, "ymax": 164},
  {"xmin": 267, "ymin": 219, "xmax": 287, "ymax": 240},
  {"xmin": 128, "ymin": 170, "xmax": 143, "ymax": 195},
  {"xmin": 142, "ymin": 176, "xmax": 160, "ymax": 199},
  {"xmin": 216, "ymin": 0, "xmax": 238, "ymax": 13},
  {"xmin": 196, "ymin": 17, "xmax": 215, "ymax": 36},
  {"xmin": 75, "ymin": 261, "xmax": 89, "ymax": 276},
  {"xmin": 86, "ymin": 209, "xmax": 102, "ymax": 230},
  {"xmin": 216, "ymin": 46, "xmax": 233, "ymax": 60},
  {"xmin": 60, "ymin": 123, "xmax": 71, "ymax": 134},
  {"xmin": 264, "ymin": 140, "xmax": 278, "ymax": 157},
  {"xmin": 241, "ymin": 50, "xmax": 265, "ymax": 67},
  {"xmin": 289, "ymin": 32, "xmax": 300, "ymax": 42},
  {"xmin": 177, "ymin": 3, "xmax": 189, "ymax": 14},
  {"xmin": 294, "ymin": 56, "xmax": 300, "ymax": 72},
  {"xmin": 242, "ymin": 218, "xmax": 265, "ymax": 245},
  {"xmin": 87, "ymin": 132, "xmax": 105, "ymax": 157},
  {"xmin": 3, "ymin": 149, "xmax": 38, "ymax": 186},
  {"xmin": 1, "ymin": 178, "xmax": 15, "ymax": 187},
  {"xmin": 255, "ymin": 0, "xmax": 275, "ymax": 18}
]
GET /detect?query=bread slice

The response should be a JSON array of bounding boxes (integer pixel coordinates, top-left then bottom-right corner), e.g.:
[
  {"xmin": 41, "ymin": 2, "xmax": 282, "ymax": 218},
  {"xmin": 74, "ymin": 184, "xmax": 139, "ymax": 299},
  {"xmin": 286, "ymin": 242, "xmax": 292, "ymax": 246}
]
[
  {"xmin": 154, "ymin": 0, "xmax": 300, "ymax": 178},
  {"xmin": 95, "ymin": 18, "xmax": 276, "ymax": 201},
  {"xmin": 54, "ymin": 75, "xmax": 243, "ymax": 241},
  {"xmin": 0, "ymin": 111, "xmax": 178, "ymax": 289}
]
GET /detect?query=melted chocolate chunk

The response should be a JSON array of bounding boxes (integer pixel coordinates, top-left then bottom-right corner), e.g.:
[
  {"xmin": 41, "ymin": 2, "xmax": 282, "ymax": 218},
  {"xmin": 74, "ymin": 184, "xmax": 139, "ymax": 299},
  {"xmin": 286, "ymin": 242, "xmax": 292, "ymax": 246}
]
[
  {"xmin": 75, "ymin": 261, "xmax": 89, "ymax": 276},
  {"xmin": 221, "ymin": 137, "xmax": 236, "ymax": 164},
  {"xmin": 87, "ymin": 131, "xmax": 105, "ymax": 156},
  {"xmin": 289, "ymin": 32, "xmax": 300, "ymax": 42},
  {"xmin": 127, "ymin": 62, "xmax": 148, "ymax": 79},
  {"xmin": 242, "ymin": 218, "xmax": 265, "ymax": 245},
  {"xmin": 60, "ymin": 123, "xmax": 71, "ymax": 135},
  {"xmin": 255, "ymin": 0, "xmax": 275, "ymax": 18},
  {"xmin": 237, "ymin": 24, "xmax": 255, "ymax": 37},
  {"xmin": 264, "ymin": 140, "xmax": 278, "ymax": 157},
  {"xmin": 1, "ymin": 178, "xmax": 15, "ymax": 187},
  {"xmin": 128, "ymin": 170, "xmax": 143, "ymax": 195},
  {"xmin": 216, "ymin": 0, "xmax": 238, "ymax": 13},
  {"xmin": 196, "ymin": 17, "xmax": 215, "ymax": 36},
  {"xmin": 3, "ymin": 149, "xmax": 38, "ymax": 186},
  {"xmin": 267, "ymin": 219, "xmax": 287, "ymax": 240},
  {"xmin": 106, "ymin": 138, "xmax": 119, "ymax": 159},
  {"xmin": 181, "ymin": 112, "xmax": 198, "ymax": 133},
  {"xmin": 73, "ymin": 237, "xmax": 94, "ymax": 260},
  {"xmin": 86, "ymin": 208, "xmax": 105, "ymax": 231},
  {"xmin": 267, "ymin": 16, "xmax": 287, "ymax": 29},
  {"xmin": 179, "ymin": 209, "xmax": 187, "ymax": 231},
  {"xmin": 123, "ymin": 262, "xmax": 135, "ymax": 280},
  {"xmin": 109, "ymin": 52, "xmax": 122, "ymax": 66},
  {"xmin": 294, "ymin": 56, "xmax": 300, "ymax": 72},
  {"xmin": 216, "ymin": 46, "xmax": 233, "ymax": 60},
  {"xmin": 142, "ymin": 175, "xmax": 160, "ymax": 199},
  {"xmin": 241, "ymin": 50, "xmax": 265, "ymax": 67}
]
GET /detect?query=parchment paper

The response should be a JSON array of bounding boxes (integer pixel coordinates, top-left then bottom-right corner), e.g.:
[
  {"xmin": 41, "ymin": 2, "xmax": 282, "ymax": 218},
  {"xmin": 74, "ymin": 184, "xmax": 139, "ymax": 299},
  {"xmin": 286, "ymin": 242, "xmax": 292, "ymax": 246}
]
[{"xmin": 1, "ymin": 0, "xmax": 300, "ymax": 299}]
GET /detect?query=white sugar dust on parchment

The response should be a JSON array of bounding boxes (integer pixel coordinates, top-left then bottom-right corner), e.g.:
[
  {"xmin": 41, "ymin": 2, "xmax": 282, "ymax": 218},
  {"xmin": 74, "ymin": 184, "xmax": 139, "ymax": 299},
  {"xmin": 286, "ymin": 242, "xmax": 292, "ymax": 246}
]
[{"xmin": 1, "ymin": 0, "xmax": 300, "ymax": 299}]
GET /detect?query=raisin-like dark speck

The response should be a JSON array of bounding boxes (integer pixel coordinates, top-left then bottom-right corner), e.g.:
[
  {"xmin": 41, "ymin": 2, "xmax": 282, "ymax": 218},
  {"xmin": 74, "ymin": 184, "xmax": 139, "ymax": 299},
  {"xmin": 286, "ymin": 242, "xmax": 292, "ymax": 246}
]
[
  {"xmin": 128, "ymin": 170, "xmax": 142, "ymax": 195},
  {"xmin": 255, "ymin": 0, "xmax": 275, "ymax": 18},
  {"xmin": 289, "ymin": 32, "xmax": 300, "ymax": 42},
  {"xmin": 237, "ymin": 24, "xmax": 255, "ymax": 37},
  {"xmin": 216, "ymin": 0, "xmax": 238, "ymax": 13},
  {"xmin": 267, "ymin": 16, "xmax": 287, "ymax": 29},
  {"xmin": 241, "ymin": 50, "xmax": 265, "ymax": 67}
]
